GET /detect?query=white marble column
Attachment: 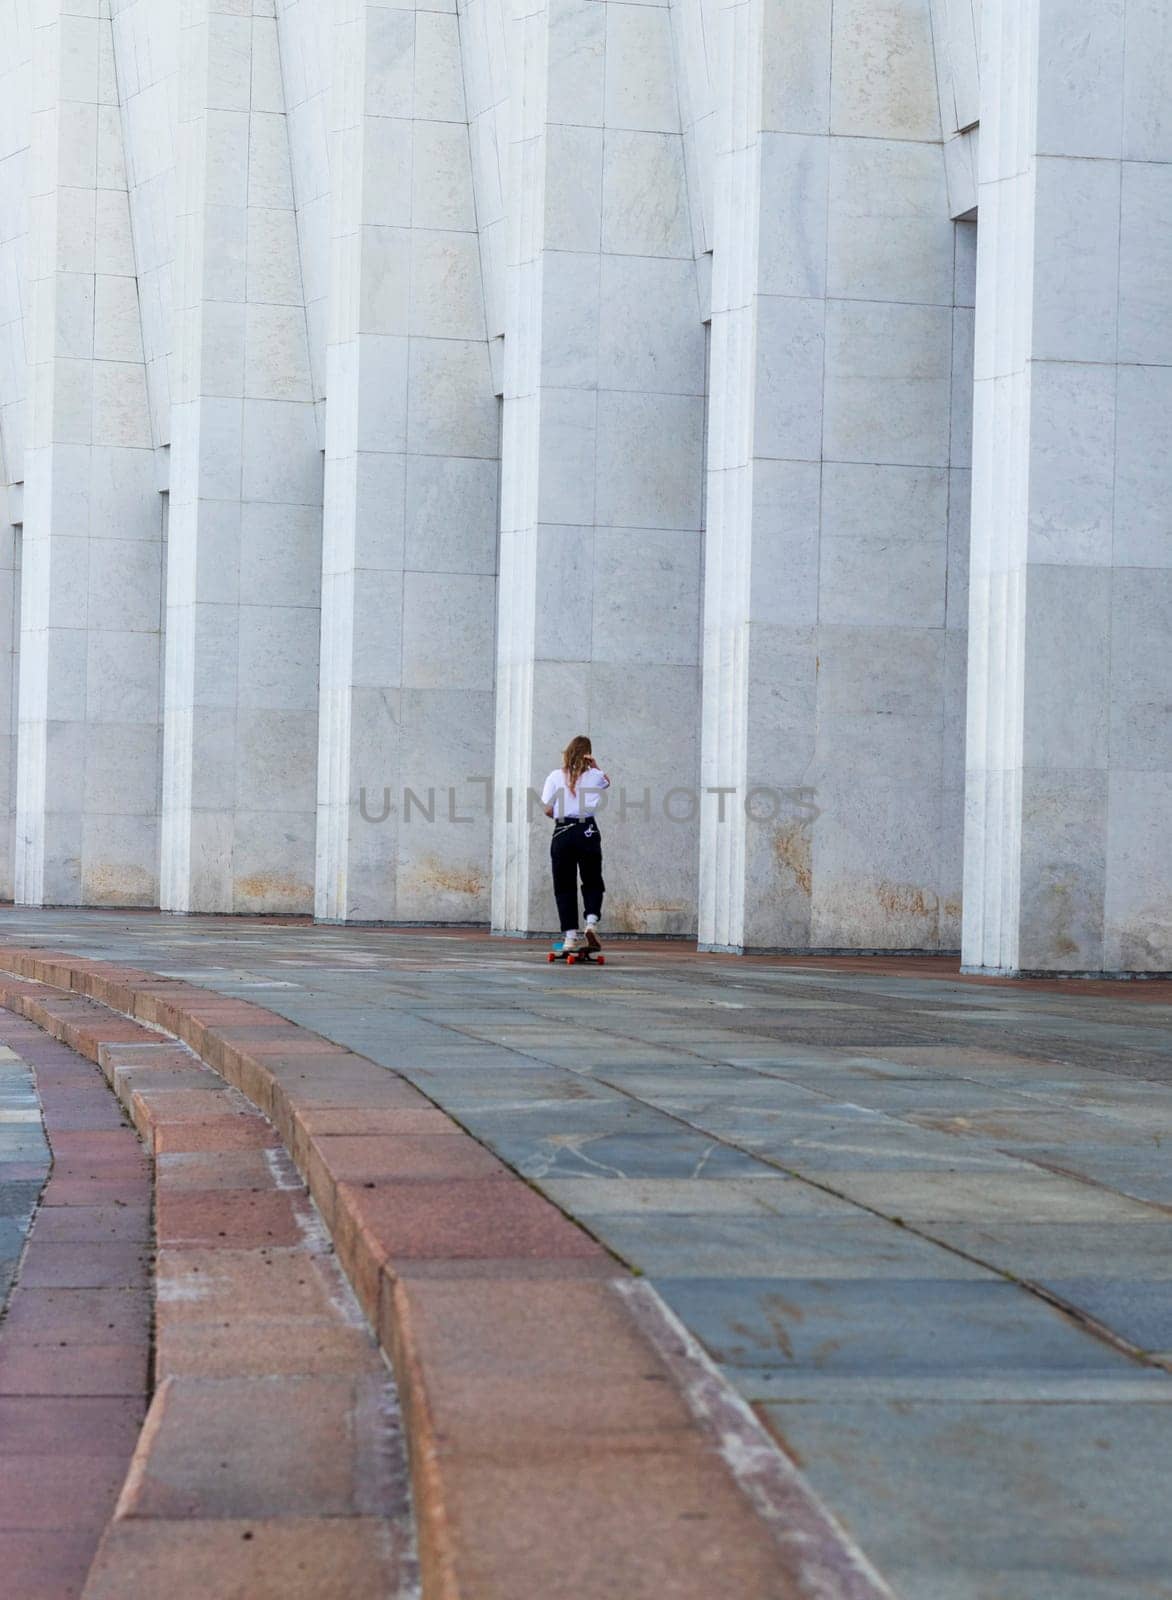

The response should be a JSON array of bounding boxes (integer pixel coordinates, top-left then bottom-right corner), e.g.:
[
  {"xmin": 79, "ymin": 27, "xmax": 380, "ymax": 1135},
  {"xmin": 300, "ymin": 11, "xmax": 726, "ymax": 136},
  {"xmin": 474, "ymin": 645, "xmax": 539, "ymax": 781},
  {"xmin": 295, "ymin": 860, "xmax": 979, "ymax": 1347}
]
[
  {"xmin": 963, "ymin": 0, "xmax": 1172, "ymax": 973},
  {"xmin": 0, "ymin": 0, "xmax": 33, "ymax": 901},
  {"xmin": 17, "ymin": 0, "xmax": 163, "ymax": 907},
  {"xmin": 160, "ymin": 0, "xmax": 321, "ymax": 914},
  {"xmin": 699, "ymin": 0, "xmax": 969, "ymax": 953},
  {"xmin": 315, "ymin": 0, "xmax": 498, "ymax": 923},
  {"xmin": 0, "ymin": 506, "xmax": 18, "ymax": 903},
  {"xmin": 491, "ymin": 0, "xmax": 706, "ymax": 937}
]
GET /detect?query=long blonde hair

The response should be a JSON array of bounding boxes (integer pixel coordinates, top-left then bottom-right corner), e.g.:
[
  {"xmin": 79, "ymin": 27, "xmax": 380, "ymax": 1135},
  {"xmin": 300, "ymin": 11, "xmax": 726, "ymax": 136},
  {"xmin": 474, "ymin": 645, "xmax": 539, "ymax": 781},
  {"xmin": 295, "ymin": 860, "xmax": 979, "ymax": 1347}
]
[{"xmin": 562, "ymin": 734, "xmax": 594, "ymax": 796}]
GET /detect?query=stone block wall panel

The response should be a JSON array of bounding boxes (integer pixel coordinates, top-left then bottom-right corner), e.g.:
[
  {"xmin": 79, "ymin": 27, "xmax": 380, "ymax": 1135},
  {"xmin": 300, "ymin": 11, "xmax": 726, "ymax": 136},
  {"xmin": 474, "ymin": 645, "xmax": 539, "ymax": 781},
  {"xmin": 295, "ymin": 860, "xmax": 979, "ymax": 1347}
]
[
  {"xmin": 490, "ymin": 0, "xmax": 705, "ymax": 939},
  {"xmin": 962, "ymin": 0, "xmax": 1172, "ymax": 975},
  {"xmin": 16, "ymin": 0, "xmax": 163, "ymax": 908},
  {"xmin": 314, "ymin": 0, "xmax": 497, "ymax": 926},
  {"xmin": 699, "ymin": 0, "xmax": 971, "ymax": 955},
  {"xmin": 159, "ymin": 0, "xmax": 321, "ymax": 915}
]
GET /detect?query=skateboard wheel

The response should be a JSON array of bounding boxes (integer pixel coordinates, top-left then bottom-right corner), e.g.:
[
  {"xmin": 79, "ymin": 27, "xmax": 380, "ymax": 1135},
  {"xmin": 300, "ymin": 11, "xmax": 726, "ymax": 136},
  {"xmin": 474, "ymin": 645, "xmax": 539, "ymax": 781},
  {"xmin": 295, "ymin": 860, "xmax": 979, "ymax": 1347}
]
[
  {"xmin": 596, "ymin": 954, "xmax": 606, "ymax": 965},
  {"xmin": 566, "ymin": 954, "xmax": 577, "ymax": 965},
  {"xmin": 547, "ymin": 951, "xmax": 555, "ymax": 962}
]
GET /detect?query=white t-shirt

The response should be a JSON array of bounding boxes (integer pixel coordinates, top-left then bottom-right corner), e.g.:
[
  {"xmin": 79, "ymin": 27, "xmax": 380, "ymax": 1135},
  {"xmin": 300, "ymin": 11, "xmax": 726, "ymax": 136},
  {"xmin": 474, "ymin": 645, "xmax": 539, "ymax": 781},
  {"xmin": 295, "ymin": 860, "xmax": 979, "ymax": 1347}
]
[{"xmin": 542, "ymin": 765, "xmax": 610, "ymax": 819}]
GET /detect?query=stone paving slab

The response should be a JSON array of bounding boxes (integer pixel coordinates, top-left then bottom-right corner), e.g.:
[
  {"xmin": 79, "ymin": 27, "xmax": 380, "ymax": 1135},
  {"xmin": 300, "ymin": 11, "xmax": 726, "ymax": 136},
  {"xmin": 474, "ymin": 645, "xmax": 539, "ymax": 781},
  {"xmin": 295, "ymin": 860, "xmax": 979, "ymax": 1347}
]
[
  {"xmin": 539, "ymin": 1175, "xmax": 859, "ymax": 1216},
  {"xmin": 1022, "ymin": 1148, "xmax": 1172, "ymax": 1206},
  {"xmin": 786, "ymin": 1169, "xmax": 1164, "ymax": 1223},
  {"xmin": 650, "ymin": 1278, "xmax": 1151, "ymax": 1377},
  {"xmin": 84, "ymin": 1519, "xmax": 409, "ymax": 1600},
  {"xmin": 917, "ymin": 1220, "xmax": 1172, "ymax": 1281},
  {"xmin": 0, "ymin": 1179, "xmax": 44, "ymax": 1217},
  {"xmin": 485, "ymin": 1126, "xmax": 776, "ymax": 1181},
  {"xmin": 759, "ymin": 1401, "xmax": 1172, "ymax": 1600},
  {"xmin": 597, "ymin": 1213, "xmax": 1002, "ymax": 1279},
  {"xmin": 1027, "ymin": 1280, "xmax": 1172, "ymax": 1357}
]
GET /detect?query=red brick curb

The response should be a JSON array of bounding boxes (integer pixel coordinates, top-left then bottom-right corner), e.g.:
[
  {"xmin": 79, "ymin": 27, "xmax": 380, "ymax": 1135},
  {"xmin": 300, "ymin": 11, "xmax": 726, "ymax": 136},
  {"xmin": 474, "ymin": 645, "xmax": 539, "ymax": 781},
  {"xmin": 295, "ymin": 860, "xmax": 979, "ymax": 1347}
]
[
  {"xmin": 0, "ymin": 1009, "xmax": 151, "ymax": 1600},
  {"xmin": 79, "ymin": 1036, "xmax": 413, "ymax": 1599},
  {"xmin": 0, "ymin": 945, "xmax": 893, "ymax": 1600}
]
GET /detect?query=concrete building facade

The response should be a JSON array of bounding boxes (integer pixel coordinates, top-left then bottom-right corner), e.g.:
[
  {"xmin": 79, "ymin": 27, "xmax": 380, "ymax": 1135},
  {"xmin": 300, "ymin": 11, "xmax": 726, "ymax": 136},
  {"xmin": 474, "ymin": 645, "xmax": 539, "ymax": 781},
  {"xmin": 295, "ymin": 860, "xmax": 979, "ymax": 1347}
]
[{"xmin": 0, "ymin": 0, "xmax": 1167, "ymax": 974}]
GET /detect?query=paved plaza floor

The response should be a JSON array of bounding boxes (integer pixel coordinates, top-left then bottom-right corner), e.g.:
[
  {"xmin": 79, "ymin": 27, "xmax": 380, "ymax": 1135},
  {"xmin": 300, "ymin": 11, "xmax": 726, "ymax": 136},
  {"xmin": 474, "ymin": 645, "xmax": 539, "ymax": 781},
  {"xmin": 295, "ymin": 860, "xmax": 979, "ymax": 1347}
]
[{"xmin": 2, "ymin": 910, "xmax": 1171, "ymax": 1599}]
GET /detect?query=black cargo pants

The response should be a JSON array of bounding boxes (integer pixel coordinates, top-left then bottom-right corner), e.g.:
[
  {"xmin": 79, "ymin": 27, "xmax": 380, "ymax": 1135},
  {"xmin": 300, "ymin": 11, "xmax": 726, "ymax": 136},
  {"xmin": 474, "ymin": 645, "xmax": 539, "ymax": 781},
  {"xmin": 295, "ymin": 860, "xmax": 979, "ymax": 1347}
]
[{"xmin": 550, "ymin": 817, "xmax": 605, "ymax": 933}]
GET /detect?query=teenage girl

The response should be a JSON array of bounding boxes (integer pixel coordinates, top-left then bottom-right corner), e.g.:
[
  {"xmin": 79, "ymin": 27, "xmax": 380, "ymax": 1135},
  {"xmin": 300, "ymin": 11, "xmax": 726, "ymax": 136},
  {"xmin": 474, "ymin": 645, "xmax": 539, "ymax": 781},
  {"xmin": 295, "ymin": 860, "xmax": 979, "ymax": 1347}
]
[{"xmin": 542, "ymin": 735, "xmax": 610, "ymax": 954}]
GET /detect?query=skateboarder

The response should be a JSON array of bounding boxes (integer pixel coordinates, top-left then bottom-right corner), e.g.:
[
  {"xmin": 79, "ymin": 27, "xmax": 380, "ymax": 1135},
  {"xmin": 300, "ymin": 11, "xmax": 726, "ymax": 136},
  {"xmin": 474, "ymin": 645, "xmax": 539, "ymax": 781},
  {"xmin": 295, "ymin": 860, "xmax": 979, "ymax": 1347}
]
[{"xmin": 542, "ymin": 736, "xmax": 610, "ymax": 956}]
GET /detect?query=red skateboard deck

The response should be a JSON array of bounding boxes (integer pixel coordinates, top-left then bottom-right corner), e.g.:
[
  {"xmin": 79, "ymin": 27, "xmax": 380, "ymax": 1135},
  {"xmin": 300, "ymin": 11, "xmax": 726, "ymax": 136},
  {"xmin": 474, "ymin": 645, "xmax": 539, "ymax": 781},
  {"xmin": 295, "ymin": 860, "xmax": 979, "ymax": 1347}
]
[{"xmin": 548, "ymin": 943, "xmax": 605, "ymax": 966}]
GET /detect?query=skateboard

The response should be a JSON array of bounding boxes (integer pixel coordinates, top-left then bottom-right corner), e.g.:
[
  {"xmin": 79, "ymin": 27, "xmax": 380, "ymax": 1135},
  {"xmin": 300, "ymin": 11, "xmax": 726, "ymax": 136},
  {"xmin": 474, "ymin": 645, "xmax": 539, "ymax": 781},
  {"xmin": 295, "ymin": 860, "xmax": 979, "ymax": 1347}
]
[{"xmin": 548, "ymin": 938, "xmax": 605, "ymax": 966}]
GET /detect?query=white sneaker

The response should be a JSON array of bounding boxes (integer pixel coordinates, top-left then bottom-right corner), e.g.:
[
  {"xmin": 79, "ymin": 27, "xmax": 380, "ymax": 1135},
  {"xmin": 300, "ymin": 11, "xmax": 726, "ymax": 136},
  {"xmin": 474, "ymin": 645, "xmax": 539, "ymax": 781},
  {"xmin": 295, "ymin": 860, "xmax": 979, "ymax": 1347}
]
[
  {"xmin": 584, "ymin": 924, "xmax": 602, "ymax": 952},
  {"xmin": 561, "ymin": 930, "xmax": 585, "ymax": 953}
]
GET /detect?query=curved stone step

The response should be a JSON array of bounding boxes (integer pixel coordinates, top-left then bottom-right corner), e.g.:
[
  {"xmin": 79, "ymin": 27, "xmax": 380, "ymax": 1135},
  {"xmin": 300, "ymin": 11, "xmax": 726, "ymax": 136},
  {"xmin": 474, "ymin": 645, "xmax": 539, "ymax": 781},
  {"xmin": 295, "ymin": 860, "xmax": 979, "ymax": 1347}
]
[{"xmin": 0, "ymin": 978, "xmax": 415, "ymax": 1599}]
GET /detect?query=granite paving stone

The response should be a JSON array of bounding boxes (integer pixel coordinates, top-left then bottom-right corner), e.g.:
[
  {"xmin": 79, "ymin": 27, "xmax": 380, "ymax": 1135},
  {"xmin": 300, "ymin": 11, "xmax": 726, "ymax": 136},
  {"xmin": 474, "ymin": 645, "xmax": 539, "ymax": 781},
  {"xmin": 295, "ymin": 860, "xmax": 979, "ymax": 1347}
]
[
  {"xmin": 30, "ymin": 1204, "xmax": 153, "ymax": 1245},
  {"xmin": 405, "ymin": 1070, "xmax": 624, "ymax": 1106},
  {"xmin": 1029, "ymin": 1280, "xmax": 1172, "ymax": 1353},
  {"xmin": 687, "ymin": 1113, "xmax": 1027, "ymax": 1171},
  {"xmin": 538, "ymin": 1176, "xmax": 860, "ymax": 1217},
  {"xmin": 649, "ymin": 1278, "xmax": 1145, "ymax": 1378},
  {"xmin": 759, "ymin": 1401, "xmax": 1172, "ymax": 1600},
  {"xmin": 600, "ymin": 1214, "xmax": 1001, "ymax": 1279},
  {"xmin": 2, "ymin": 1288, "xmax": 152, "ymax": 1346},
  {"xmin": 0, "ymin": 1342, "xmax": 151, "ymax": 1397},
  {"xmin": 796, "ymin": 1169, "xmax": 1166, "ymax": 1224},
  {"xmin": 121, "ymin": 1375, "xmax": 398, "ymax": 1521},
  {"xmin": 333, "ymin": 1176, "xmax": 608, "ymax": 1264},
  {"xmin": 0, "ymin": 1397, "xmax": 145, "ymax": 1459},
  {"xmin": 1017, "ymin": 1148, "xmax": 1172, "ymax": 1206},
  {"xmin": 915, "ymin": 1221, "xmax": 1172, "ymax": 1281},
  {"xmin": 0, "ymin": 1181, "xmax": 45, "ymax": 1219},
  {"xmin": 475, "ymin": 1129, "xmax": 776, "ymax": 1182},
  {"xmin": 455, "ymin": 1101, "xmax": 671, "ymax": 1136},
  {"xmin": 586, "ymin": 1070, "xmax": 828, "ymax": 1100},
  {"xmin": 82, "ymin": 1518, "xmax": 412, "ymax": 1600},
  {"xmin": 15, "ymin": 1240, "xmax": 152, "ymax": 1290},
  {"xmin": 0, "ymin": 1218, "xmax": 23, "ymax": 1257}
]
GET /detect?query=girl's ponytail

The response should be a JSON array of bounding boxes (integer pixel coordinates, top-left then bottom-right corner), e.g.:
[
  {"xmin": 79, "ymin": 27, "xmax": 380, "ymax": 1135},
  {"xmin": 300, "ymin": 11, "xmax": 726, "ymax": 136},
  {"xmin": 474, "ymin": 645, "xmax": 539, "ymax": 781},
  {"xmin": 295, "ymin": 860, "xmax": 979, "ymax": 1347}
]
[{"xmin": 561, "ymin": 734, "xmax": 594, "ymax": 797}]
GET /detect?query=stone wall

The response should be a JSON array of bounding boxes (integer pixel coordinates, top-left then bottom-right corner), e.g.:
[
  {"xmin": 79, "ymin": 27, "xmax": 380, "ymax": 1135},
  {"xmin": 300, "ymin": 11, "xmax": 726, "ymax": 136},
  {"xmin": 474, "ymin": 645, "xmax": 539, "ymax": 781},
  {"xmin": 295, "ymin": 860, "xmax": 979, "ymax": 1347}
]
[
  {"xmin": 699, "ymin": 0, "xmax": 971, "ymax": 956},
  {"xmin": 0, "ymin": 0, "xmax": 1166, "ymax": 974},
  {"xmin": 963, "ymin": 0, "xmax": 1172, "ymax": 974}
]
